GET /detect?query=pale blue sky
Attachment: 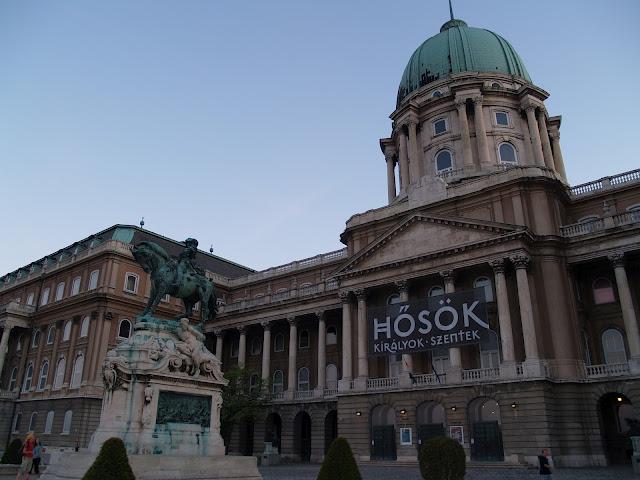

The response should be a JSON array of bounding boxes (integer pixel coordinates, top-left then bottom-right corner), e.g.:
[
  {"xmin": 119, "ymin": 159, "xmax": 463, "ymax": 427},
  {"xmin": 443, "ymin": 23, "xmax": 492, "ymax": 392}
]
[{"xmin": 1, "ymin": 0, "xmax": 639, "ymax": 275}]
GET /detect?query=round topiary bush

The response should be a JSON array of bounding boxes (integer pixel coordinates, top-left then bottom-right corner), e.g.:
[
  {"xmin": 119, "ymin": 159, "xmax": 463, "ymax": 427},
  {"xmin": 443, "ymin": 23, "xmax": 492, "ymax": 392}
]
[
  {"xmin": 317, "ymin": 437, "xmax": 362, "ymax": 480},
  {"xmin": 0, "ymin": 438, "xmax": 23, "ymax": 464},
  {"xmin": 82, "ymin": 437, "xmax": 135, "ymax": 480},
  {"xmin": 419, "ymin": 436, "xmax": 466, "ymax": 480}
]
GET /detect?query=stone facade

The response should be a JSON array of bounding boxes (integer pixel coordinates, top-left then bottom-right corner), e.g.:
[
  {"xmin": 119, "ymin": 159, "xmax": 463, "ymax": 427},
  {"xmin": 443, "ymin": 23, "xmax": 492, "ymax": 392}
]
[{"xmin": 1, "ymin": 14, "xmax": 640, "ymax": 470}]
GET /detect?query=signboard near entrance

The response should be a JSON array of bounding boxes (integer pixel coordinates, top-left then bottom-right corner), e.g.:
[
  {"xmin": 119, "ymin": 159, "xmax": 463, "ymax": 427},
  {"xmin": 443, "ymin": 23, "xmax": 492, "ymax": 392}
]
[{"xmin": 368, "ymin": 288, "xmax": 490, "ymax": 356}]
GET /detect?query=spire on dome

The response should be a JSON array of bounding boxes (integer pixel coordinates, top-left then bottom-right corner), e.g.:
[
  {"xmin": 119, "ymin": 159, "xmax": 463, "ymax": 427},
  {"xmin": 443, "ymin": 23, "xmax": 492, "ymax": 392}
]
[{"xmin": 449, "ymin": 0, "xmax": 454, "ymax": 21}]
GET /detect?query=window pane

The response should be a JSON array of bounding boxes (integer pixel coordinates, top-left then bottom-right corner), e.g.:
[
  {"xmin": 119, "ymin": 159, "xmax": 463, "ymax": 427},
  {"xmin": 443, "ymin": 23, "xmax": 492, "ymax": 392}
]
[
  {"xmin": 326, "ymin": 326, "xmax": 337, "ymax": 345},
  {"xmin": 495, "ymin": 112, "xmax": 509, "ymax": 126},
  {"xmin": 436, "ymin": 151, "xmax": 452, "ymax": 172},
  {"xmin": 499, "ymin": 143, "xmax": 517, "ymax": 163},
  {"xmin": 434, "ymin": 119, "xmax": 447, "ymax": 135},
  {"xmin": 593, "ymin": 278, "xmax": 615, "ymax": 304}
]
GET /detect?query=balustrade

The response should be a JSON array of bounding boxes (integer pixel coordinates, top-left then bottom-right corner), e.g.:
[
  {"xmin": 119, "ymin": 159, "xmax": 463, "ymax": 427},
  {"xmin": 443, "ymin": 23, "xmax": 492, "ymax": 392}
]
[{"xmin": 586, "ymin": 363, "xmax": 630, "ymax": 378}]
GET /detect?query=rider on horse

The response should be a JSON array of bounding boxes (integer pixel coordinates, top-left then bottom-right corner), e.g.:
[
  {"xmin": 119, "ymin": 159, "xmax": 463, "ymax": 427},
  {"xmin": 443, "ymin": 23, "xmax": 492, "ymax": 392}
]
[{"xmin": 174, "ymin": 238, "xmax": 204, "ymax": 291}]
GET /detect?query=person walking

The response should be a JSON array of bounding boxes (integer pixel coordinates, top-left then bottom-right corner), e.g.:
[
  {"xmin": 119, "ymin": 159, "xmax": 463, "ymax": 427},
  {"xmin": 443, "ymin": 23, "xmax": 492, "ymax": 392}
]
[
  {"xmin": 16, "ymin": 431, "xmax": 35, "ymax": 480},
  {"xmin": 538, "ymin": 448, "xmax": 553, "ymax": 479},
  {"xmin": 29, "ymin": 439, "xmax": 42, "ymax": 475}
]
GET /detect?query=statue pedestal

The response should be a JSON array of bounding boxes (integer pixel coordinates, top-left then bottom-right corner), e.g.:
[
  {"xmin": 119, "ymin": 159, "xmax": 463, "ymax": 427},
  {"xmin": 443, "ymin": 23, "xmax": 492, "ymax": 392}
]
[{"xmin": 42, "ymin": 316, "xmax": 261, "ymax": 480}]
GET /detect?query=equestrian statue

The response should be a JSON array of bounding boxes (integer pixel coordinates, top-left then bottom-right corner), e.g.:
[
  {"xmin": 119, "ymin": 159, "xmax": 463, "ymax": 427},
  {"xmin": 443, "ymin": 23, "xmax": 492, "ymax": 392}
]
[{"xmin": 132, "ymin": 238, "xmax": 217, "ymax": 327}]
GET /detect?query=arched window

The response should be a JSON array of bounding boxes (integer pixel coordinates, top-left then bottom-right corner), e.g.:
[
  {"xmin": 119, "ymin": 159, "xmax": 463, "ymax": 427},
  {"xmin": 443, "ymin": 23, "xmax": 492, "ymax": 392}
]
[
  {"xmin": 326, "ymin": 326, "xmax": 337, "ymax": 345},
  {"xmin": 44, "ymin": 411, "xmax": 55, "ymax": 434},
  {"xmin": 299, "ymin": 330, "xmax": 310, "ymax": 349},
  {"xmin": 62, "ymin": 321, "xmax": 72, "ymax": 342},
  {"xmin": 498, "ymin": 143, "xmax": 517, "ymax": 164},
  {"xmin": 62, "ymin": 410, "xmax": 73, "ymax": 434},
  {"xmin": 88, "ymin": 270, "xmax": 99, "ymax": 290},
  {"xmin": 272, "ymin": 370, "xmax": 284, "ymax": 394},
  {"xmin": 16, "ymin": 335, "xmax": 22, "ymax": 352},
  {"xmin": 118, "ymin": 319, "xmax": 132, "ymax": 339},
  {"xmin": 71, "ymin": 353, "xmax": 84, "ymax": 388},
  {"xmin": 274, "ymin": 333, "xmax": 285, "ymax": 352},
  {"xmin": 593, "ymin": 278, "xmax": 615, "ymax": 305},
  {"xmin": 28, "ymin": 412, "xmax": 38, "ymax": 432},
  {"xmin": 602, "ymin": 329, "xmax": 627, "ymax": 364},
  {"xmin": 12, "ymin": 412, "xmax": 22, "ymax": 433},
  {"xmin": 428, "ymin": 286, "xmax": 444, "ymax": 297},
  {"xmin": 46, "ymin": 325, "xmax": 55, "ymax": 345},
  {"xmin": 627, "ymin": 204, "xmax": 640, "ymax": 221},
  {"xmin": 37, "ymin": 360, "xmax": 49, "ymax": 391},
  {"xmin": 387, "ymin": 293, "xmax": 401, "ymax": 305},
  {"xmin": 435, "ymin": 150, "xmax": 453, "ymax": 173},
  {"xmin": 473, "ymin": 277, "xmax": 494, "ymax": 302},
  {"xmin": 8, "ymin": 367, "xmax": 18, "ymax": 391},
  {"xmin": 40, "ymin": 287, "xmax": 50, "ymax": 306},
  {"xmin": 297, "ymin": 367, "xmax": 310, "ymax": 391},
  {"xmin": 71, "ymin": 276, "xmax": 81, "ymax": 296},
  {"xmin": 124, "ymin": 273, "xmax": 139, "ymax": 293},
  {"xmin": 249, "ymin": 374, "xmax": 260, "ymax": 395},
  {"xmin": 32, "ymin": 330, "xmax": 40, "ymax": 348},
  {"xmin": 26, "ymin": 292, "xmax": 35, "ymax": 306},
  {"xmin": 80, "ymin": 316, "xmax": 90, "ymax": 338},
  {"xmin": 53, "ymin": 357, "xmax": 66, "ymax": 390},
  {"xmin": 23, "ymin": 362, "xmax": 34, "ymax": 392},
  {"xmin": 250, "ymin": 337, "xmax": 262, "ymax": 356},
  {"xmin": 326, "ymin": 364, "xmax": 338, "ymax": 390},
  {"xmin": 55, "ymin": 282, "xmax": 65, "ymax": 301},
  {"xmin": 431, "ymin": 90, "xmax": 442, "ymax": 98}
]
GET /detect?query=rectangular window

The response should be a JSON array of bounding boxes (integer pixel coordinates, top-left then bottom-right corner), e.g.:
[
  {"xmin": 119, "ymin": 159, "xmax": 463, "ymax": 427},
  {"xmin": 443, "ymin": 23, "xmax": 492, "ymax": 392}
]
[
  {"xmin": 26, "ymin": 293, "xmax": 35, "ymax": 306},
  {"xmin": 124, "ymin": 273, "xmax": 139, "ymax": 293},
  {"xmin": 495, "ymin": 111, "xmax": 509, "ymax": 126},
  {"xmin": 40, "ymin": 288, "xmax": 50, "ymax": 306},
  {"xmin": 433, "ymin": 118, "xmax": 447, "ymax": 135}
]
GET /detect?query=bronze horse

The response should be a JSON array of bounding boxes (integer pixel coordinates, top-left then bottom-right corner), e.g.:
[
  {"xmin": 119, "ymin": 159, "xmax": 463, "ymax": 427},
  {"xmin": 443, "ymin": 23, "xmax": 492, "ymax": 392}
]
[{"xmin": 132, "ymin": 241, "xmax": 217, "ymax": 326}]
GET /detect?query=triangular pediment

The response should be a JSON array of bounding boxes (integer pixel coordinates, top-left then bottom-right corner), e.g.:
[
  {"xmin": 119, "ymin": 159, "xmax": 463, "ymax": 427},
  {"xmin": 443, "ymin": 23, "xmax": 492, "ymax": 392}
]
[{"xmin": 336, "ymin": 214, "xmax": 521, "ymax": 275}]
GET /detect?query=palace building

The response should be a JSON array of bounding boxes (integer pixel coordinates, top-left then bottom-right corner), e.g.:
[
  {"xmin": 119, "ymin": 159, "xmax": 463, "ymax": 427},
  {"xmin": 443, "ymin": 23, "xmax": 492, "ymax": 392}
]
[{"xmin": 2, "ymin": 15, "xmax": 640, "ymax": 468}]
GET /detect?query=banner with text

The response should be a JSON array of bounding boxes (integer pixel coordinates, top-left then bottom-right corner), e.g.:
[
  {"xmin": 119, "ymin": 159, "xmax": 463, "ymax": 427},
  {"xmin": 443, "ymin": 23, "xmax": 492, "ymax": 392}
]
[{"xmin": 368, "ymin": 288, "xmax": 490, "ymax": 356}]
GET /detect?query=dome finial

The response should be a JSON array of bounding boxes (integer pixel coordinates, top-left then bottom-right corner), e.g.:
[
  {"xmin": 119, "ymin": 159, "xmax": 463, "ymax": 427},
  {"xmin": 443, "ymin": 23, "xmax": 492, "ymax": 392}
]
[{"xmin": 449, "ymin": 0, "xmax": 454, "ymax": 21}]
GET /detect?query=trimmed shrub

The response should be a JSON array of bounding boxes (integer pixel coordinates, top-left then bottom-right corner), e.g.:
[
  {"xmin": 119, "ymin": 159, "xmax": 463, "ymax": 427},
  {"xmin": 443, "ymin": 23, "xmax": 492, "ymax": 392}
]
[
  {"xmin": 82, "ymin": 437, "xmax": 135, "ymax": 480},
  {"xmin": 0, "ymin": 438, "xmax": 22, "ymax": 464},
  {"xmin": 317, "ymin": 437, "xmax": 362, "ymax": 480},
  {"xmin": 419, "ymin": 436, "xmax": 466, "ymax": 480}
]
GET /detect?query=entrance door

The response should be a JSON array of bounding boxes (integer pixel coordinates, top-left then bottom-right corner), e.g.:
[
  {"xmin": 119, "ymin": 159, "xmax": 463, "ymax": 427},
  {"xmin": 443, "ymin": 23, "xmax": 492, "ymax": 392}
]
[
  {"xmin": 294, "ymin": 411, "xmax": 312, "ymax": 462},
  {"xmin": 418, "ymin": 423, "xmax": 445, "ymax": 446},
  {"xmin": 471, "ymin": 421, "xmax": 503, "ymax": 461},
  {"xmin": 372, "ymin": 426, "xmax": 396, "ymax": 460},
  {"xmin": 324, "ymin": 411, "xmax": 338, "ymax": 453},
  {"xmin": 600, "ymin": 393, "xmax": 636, "ymax": 464},
  {"xmin": 240, "ymin": 419, "xmax": 254, "ymax": 456}
]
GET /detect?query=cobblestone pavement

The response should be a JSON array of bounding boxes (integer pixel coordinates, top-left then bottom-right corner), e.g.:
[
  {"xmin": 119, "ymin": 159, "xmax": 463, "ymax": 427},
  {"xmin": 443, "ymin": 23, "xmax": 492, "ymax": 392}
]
[{"xmin": 259, "ymin": 464, "xmax": 636, "ymax": 480}]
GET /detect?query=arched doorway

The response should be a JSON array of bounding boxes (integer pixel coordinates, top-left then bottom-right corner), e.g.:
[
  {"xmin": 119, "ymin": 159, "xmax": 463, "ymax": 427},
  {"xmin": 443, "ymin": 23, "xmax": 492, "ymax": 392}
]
[
  {"xmin": 239, "ymin": 418, "xmax": 254, "ymax": 456},
  {"xmin": 264, "ymin": 413, "xmax": 282, "ymax": 453},
  {"xmin": 416, "ymin": 401, "xmax": 446, "ymax": 447},
  {"xmin": 371, "ymin": 405, "xmax": 396, "ymax": 461},
  {"xmin": 469, "ymin": 397, "xmax": 504, "ymax": 461},
  {"xmin": 599, "ymin": 393, "xmax": 637, "ymax": 464},
  {"xmin": 324, "ymin": 410, "xmax": 338, "ymax": 453},
  {"xmin": 294, "ymin": 411, "xmax": 312, "ymax": 462}
]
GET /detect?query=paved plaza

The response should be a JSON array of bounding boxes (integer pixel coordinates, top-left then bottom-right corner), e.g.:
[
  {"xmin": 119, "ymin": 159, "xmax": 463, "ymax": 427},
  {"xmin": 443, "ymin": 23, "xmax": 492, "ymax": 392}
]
[{"xmin": 259, "ymin": 464, "xmax": 637, "ymax": 480}]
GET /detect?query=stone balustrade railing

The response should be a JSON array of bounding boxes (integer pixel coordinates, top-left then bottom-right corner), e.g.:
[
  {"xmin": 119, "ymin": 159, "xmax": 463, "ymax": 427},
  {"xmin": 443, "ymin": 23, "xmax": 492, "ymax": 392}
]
[
  {"xmin": 560, "ymin": 210, "xmax": 639, "ymax": 238},
  {"xmin": 367, "ymin": 377, "xmax": 399, "ymax": 391},
  {"xmin": 585, "ymin": 362, "xmax": 630, "ymax": 378},
  {"xmin": 461, "ymin": 367, "xmax": 500, "ymax": 382},
  {"xmin": 570, "ymin": 169, "xmax": 640, "ymax": 197},
  {"xmin": 0, "ymin": 390, "xmax": 19, "ymax": 400}
]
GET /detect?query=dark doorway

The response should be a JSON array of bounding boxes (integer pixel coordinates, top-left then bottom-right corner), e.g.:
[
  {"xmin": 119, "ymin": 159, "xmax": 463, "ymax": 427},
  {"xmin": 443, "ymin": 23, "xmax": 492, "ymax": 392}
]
[
  {"xmin": 469, "ymin": 397, "xmax": 504, "ymax": 462},
  {"xmin": 324, "ymin": 410, "xmax": 338, "ymax": 453},
  {"xmin": 416, "ymin": 401, "xmax": 446, "ymax": 448},
  {"xmin": 371, "ymin": 405, "xmax": 397, "ymax": 461},
  {"xmin": 599, "ymin": 393, "xmax": 636, "ymax": 464},
  {"xmin": 294, "ymin": 411, "xmax": 312, "ymax": 462},
  {"xmin": 418, "ymin": 423, "xmax": 445, "ymax": 445},
  {"xmin": 264, "ymin": 413, "xmax": 282, "ymax": 453},
  {"xmin": 239, "ymin": 418, "xmax": 255, "ymax": 456}
]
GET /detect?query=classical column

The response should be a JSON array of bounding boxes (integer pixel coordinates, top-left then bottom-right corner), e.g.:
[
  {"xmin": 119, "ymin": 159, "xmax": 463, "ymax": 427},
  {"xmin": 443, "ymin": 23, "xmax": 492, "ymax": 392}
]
[
  {"xmin": 339, "ymin": 292, "xmax": 353, "ymax": 381},
  {"xmin": 609, "ymin": 253, "xmax": 640, "ymax": 358},
  {"xmin": 237, "ymin": 326, "xmax": 247, "ymax": 368},
  {"xmin": 316, "ymin": 311, "xmax": 326, "ymax": 392},
  {"xmin": 408, "ymin": 121, "xmax": 421, "ymax": 182},
  {"xmin": 441, "ymin": 271, "xmax": 461, "ymax": 368},
  {"xmin": 214, "ymin": 328, "xmax": 225, "ymax": 358},
  {"xmin": 0, "ymin": 323, "xmax": 14, "ymax": 380},
  {"xmin": 490, "ymin": 259, "xmax": 515, "ymax": 363},
  {"xmin": 524, "ymin": 105, "xmax": 545, "ymax": 167},
  {"xmin": 261, "ymin": 322, "xmax": 271, "ymax": 381},
  {"xmin": 287, "ymin": 317, "xmax": 298, "ymax": 392},
  {"xmin": 511, "ymin": 253, "xmax": 539, "ymax": 360},
  {"xmin": 355, "ymin": 289, "xmax": 369, "ymax": 378},
  {"xmin": 472, "ymin": 96, "xmax": 491, "ymax": 167},
  {"xmin": 456, "ymin": 99, "xmax": 474, "ymax": 168},
  {"xmin": 396, "ymin": 281, "xmax": 413, "ymax": 373},
  {"xmin": 398, "ymin": 128, "xmax": 410, "ymax": 189},
  {"xmin": 537, "ymin": 110, "xmax": 555, "ymax": 170},
  {"xmin": 549, "ymin": 127, "xmax": 567, "ymax": 181},
  {"xmin": 385, "ymin": 152, "xmax": 396, "ymax": 203}
]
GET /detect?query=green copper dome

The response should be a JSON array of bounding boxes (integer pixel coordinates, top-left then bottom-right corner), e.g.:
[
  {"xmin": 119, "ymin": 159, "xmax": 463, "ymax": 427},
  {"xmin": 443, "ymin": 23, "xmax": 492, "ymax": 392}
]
[{"xmin": 397, "ymin": 19, "xmax": 531, "ymax": 107}]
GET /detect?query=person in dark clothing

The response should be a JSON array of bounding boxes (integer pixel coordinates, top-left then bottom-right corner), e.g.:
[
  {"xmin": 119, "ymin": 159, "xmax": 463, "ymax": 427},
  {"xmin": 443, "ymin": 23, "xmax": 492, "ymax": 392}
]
[
  {"xmin": 538, "ymin": 448, "xmax": 553, "ymax": 478},
  {"xmin": 29, "ymin": 439, "xmax": 42, "ymax": 475}
]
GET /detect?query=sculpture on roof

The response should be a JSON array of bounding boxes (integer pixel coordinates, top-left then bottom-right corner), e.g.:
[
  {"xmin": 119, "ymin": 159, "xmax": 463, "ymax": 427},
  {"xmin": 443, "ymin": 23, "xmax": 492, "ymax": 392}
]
[{"xmin": 132, "ymin": 238, "xmax": 217, "ymax": 327}]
